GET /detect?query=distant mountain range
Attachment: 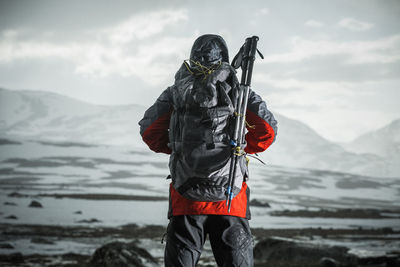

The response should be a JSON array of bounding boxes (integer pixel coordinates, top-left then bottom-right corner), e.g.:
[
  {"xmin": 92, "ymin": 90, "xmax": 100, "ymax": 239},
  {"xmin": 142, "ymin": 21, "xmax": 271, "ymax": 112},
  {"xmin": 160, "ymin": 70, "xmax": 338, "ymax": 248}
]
[
  {"xmin": 345, "ymin": 119, "xmax": 400, "ymax": 158},
  {"xmin": 0, "ymin": 88, "xmax": 398, "ymax": 178},
  {"xmin": 0, "ymin": 88, "xmax": 145, "ymax": 148},
  {"xmin": 342, "ymin": 119, "xmax": 400, "ymax": 178}
]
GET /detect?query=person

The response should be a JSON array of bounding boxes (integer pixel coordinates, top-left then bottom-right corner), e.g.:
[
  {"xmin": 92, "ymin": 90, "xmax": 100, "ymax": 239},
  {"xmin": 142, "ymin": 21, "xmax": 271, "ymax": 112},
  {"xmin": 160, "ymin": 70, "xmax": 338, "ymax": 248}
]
[{"xmin": 139, "ymin": 34, "xmax": 277, "ymax": 267}]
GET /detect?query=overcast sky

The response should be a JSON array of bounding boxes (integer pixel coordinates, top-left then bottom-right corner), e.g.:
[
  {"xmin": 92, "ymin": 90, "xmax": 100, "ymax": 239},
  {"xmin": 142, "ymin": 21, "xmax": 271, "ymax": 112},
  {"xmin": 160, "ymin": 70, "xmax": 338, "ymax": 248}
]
[{"xmin": 0, "ymin": 0, "xmax": 399, "ymax": 143}]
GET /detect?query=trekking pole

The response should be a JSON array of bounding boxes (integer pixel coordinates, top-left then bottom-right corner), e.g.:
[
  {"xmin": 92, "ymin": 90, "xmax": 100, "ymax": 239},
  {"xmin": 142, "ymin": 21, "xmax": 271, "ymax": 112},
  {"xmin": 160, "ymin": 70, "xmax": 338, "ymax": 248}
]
[{"xmin": 226, "ymin": 36, "xmax": 263, "ymax": 212}]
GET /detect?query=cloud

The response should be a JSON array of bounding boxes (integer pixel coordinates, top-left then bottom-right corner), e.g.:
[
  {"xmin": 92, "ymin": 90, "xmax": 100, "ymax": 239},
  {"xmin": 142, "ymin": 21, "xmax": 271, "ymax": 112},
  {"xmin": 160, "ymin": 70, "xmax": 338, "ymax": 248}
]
[
  {"xmin": 304, "ymin": 20, "xmax": 324, "ymax": 28},
  {"xmin": 0, "ymin": 32, "xmax": 85, "ymax": 62},
  {"xmin": 259, "ymin": 8, "xmax": 269, "ymax": 15},
  {"xmin": 254, "ymin": 74, "xmax": 359, "ymax": 98},
  {"xmin": 255, "ymin": 76, "xmax": 399, "ymax": 142},
  {"xmin": 254, "ymin": 73, "xmax": 395, "ymax": 115},
  {"xmin": 248, "ymin": 7, "xmax": 269, "ymax": 26},
  {"xmin": 261, "ymin": 34, "xmax": 400, "ymax": 64},
  {"xmin": 73, "ymin": 36, "xmax": 194, "ymax": 85},
  {"xmin": 0, "ymin": 9, "xmax": 191, "ymax": 86},
  {"xmin": 337, "ymin": 17, "xmax": 374, "ymax": 31},
  {"xmin": 104, "ymin": 9, "xmax": 188, "ymax": 44}
]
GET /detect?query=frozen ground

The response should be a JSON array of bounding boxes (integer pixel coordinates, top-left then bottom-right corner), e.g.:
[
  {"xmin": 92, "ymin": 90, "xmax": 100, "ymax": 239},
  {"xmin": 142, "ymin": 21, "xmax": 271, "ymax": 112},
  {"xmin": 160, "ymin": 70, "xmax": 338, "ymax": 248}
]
[
  {"xmin": 0, "ymin": 137, "xmax": 399, "ymax": 265},
  {"xmin": 1, "ymin": 137, "xmax": 399, "ymax": 228}
]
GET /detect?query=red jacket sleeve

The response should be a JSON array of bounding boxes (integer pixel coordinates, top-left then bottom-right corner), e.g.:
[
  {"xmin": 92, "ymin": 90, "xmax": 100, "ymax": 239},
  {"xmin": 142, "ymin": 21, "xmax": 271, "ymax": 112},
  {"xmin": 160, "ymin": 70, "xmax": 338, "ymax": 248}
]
[
  {"xmin": 244, "ymin": 90, "xmax": 277, "ymax": 154},
  {"xmin": 244, "ymin": 109, "xmax": 276, "ymax": 154},
  {"xmin": 142, "ymin": 110, "xmax": 172, "ymax": 154}
]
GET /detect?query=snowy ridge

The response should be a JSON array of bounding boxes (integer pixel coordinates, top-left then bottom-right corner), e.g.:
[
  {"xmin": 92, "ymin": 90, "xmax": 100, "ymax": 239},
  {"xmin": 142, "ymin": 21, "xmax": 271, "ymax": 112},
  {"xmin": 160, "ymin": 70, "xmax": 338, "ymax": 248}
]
[
  {"xmin": 261, "ymin": 114, "xmax": 393, "ymax": 177},
  {"xmin": 0, "ymin": 88, "xmax": 398, "ymax": 177},
  {"xmin": 342, "ymin": 119, "xmax": 400, "ymax": 178},
  {"xmin": 345, "ymin": 119, "xmax": 400, "ymax": 158},
  {"xmin": 0, "ymin": 88, "xmax": 146, "ymax": 148}
]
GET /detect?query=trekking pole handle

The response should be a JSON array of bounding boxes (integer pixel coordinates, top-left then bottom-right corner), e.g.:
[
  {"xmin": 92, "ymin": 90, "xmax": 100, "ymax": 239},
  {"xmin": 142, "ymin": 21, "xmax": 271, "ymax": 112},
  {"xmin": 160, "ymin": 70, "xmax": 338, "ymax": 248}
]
[{"xmin": 241, "ymin": 36, "xmax": 259, "ymax": 87}]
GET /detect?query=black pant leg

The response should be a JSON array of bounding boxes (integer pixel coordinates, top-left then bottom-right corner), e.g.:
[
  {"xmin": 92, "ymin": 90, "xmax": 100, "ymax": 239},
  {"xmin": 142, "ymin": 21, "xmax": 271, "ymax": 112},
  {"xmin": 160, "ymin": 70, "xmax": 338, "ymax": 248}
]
[
  {"xmin": 164, "ymin": 215, "xmax": 207, "ymax": 267},
  {"xmin": 207, "ymin": 215, "xmax": 254, "ymax": 267}
]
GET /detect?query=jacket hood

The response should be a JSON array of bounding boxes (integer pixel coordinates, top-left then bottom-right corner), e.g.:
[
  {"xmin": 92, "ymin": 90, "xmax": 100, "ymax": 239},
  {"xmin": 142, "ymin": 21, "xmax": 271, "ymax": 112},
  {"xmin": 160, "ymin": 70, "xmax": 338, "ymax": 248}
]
[{"xmin": 189, "ymin": 34, "xmax": 229, "ymax": 67}]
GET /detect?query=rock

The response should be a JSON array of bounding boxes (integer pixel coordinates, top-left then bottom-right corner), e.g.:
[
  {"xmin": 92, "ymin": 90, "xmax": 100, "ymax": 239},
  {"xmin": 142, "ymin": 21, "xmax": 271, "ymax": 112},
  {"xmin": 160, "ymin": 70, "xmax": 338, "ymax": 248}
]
[
  {"xmin": 31, "ymin": 237, "xmax": 54, "ymax": 245},
  {"xmin": 0, "ymin": 252, "xmax": 24, "ymax": 263},
  {"xmin": 5, "ymin": 215, "xmax": 18, "ymax": 220},
  {"xmin": 382, "ymin": 227, "xmax": 393, "ymax": 234},
  {"xmin": 0, "ymin": 243, "xmax": 14, "ymax": 249},
  {"xmin": 8, "ymin": 192, "xmax": 25, "ymax": 197},
  {"xmin": 28, "ymin": 200, "xmax": 43, "ymax": 208},
  {"xmin": 357, "ymin": 253, "xmax": 400, "ymax": 266},
  {"xmin": 88, "ymin": 241, "xmax": 158, "ymax": 267},
  {"xmin": 249, "ymin": 199, "xmax": 271, "ymax": 207},
  {"xmin": 0, "ymin": 138, "xmax": 21, "ymax": 145},
  {"xmin": 74, "ymin": 210, "xmax": 82, "ymax": 214},
  {"xmin": 4, "ymin": 201, "xmax": 17, "ymax": 206},
  {"xmin": 254, "ymin": 237, "xmax": 357, "ymax": 266},
  {"xmin": 320, "ymin": 257, "xmax": 340, "ymax": 267},
  {"xmin": 77, "ymin": 218, "xmax": 101, "ymax": 223}
]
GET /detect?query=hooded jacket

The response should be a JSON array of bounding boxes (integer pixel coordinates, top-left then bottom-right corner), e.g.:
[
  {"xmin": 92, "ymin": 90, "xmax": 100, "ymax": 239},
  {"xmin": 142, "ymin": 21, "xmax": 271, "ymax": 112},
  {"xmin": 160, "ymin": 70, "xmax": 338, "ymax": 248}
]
[{"xmin": 139, "ymin": 34, "xmax": 277, "ymax": 218}]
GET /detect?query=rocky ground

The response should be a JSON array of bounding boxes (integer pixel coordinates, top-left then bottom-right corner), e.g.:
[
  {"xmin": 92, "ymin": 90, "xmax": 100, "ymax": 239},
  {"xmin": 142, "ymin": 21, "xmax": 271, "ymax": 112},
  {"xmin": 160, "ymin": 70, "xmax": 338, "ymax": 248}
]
[
  {"xmin": 1, "ymin": 221, "xmax": 399, "ymax": 267},
  {"xmin": 1, "ymin": 195, "xmax": 400, "ymax": 266},
  {"xmin": 1, "ymin": 138, "xmax": 399, "ymax": 266}
]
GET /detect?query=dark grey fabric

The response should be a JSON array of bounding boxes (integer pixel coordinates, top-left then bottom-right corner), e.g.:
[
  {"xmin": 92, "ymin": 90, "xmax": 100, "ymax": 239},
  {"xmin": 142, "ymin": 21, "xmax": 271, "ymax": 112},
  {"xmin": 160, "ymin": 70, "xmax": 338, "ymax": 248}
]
[
  {"xmin": 190, "ymin": 34, "xmax": 229, "ymax": 66},
  {"xmin": 138, "ymin": 88, "xmax": 172, "ymax": 136},
  {"xmin": 164, "ymin": 215, "xmax": 253, "ymax": 267}
]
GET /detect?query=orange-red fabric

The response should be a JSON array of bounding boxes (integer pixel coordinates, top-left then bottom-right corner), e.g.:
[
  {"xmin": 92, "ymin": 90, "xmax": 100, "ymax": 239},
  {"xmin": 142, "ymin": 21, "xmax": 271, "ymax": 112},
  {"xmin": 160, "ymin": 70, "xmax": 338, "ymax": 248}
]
[
  {"xmin": 170, "ymin": 182, "xmax": 248, "ymax": 218},
  {"xmin": 245, "ymin": 110, "xmax": 275, "ymax": 154},
  {"xmin": 142, "ymin": 110, "xmax": 172, "ymax": 154},
  {"xmin": 143, "ymin": 108, "xmax": 275, "ymax": 155}
]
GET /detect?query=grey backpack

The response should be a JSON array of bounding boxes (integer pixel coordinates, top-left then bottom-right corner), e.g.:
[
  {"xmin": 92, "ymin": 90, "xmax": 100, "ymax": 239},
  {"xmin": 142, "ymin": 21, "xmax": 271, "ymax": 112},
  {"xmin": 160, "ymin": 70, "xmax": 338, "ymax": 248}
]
[{"xmin": 168, "ymin": 62, "xmax": 248, "ymax": 201}]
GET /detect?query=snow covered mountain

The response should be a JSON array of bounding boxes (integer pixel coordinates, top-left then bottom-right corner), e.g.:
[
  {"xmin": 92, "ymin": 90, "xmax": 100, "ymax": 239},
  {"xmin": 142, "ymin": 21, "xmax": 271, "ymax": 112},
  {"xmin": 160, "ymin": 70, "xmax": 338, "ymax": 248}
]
[
  {"xmin": 345, "ymin": 119, "xmax": 400, "ymax": 158},
  {"xmin": 342, "ymin": 119, "xmax": 400, "ymax": 177},
  {"xmin": 261, "ymin": 114, "xmax": 389, "ymax": 177},
  {"xmin": 0, "ymin": 88, "xmax": 397, "ymax": 177},
  {"xmin": 0, "ymin": 88, "xmax": 145, "ymax": 148}
]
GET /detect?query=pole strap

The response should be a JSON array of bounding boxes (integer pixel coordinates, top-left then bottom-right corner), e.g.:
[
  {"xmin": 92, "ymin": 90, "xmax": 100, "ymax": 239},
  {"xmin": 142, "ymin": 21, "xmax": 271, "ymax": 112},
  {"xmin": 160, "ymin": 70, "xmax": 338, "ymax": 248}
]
[
  {"xmin": 183, "ymin": 59, "xmax": 222, "ymax": 79},
  {"xmin": 234, "ymin": 112, "xmax": 255, "ymax": 129}
]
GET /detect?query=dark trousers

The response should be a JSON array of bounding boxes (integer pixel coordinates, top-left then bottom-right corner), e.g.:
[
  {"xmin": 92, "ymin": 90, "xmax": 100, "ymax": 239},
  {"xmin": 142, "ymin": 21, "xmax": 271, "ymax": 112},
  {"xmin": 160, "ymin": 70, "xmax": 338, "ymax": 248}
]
[{"xmin": 164, "ymin": 215, "xmax": 253, "ymax": 267}]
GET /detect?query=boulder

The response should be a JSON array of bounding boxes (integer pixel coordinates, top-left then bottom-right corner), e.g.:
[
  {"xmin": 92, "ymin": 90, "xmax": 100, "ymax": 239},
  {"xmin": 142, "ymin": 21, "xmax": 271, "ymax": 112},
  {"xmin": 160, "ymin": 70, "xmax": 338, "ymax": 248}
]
[
  {"xmin": 8, "ymin": 192, "xmax": 25, "ymax": 197},
  {"xmin": 5, "ymin": 214, "xmax": 18, "ymax": 220},
  {"xmin": 0, "ymin": 252, "xmax": 24, "ymax": 264},
  {"xmin": 0, "ymin": 243, "xmax": 14, "ymax": 249},
  {"xmin": 28, "ymin": 200, "xmax": 43, "ymax": 208},
  {"xmin": 254, "ymin": 237, "xmax": 357, "ymax": 266},
  {"xmin": 4, "ymin": 201, "xmax": 17, "ymax": 206},
  {"xmin": 77, "ymin": 218, "xmax": 101, "ymax": 223},
  {"xmin": 249, "ymin": 199, "xmax": 271, "ymax": 208},
  {"xmin": 87, "ymin": 241, "xmax": 158, "ymax": 267}
]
